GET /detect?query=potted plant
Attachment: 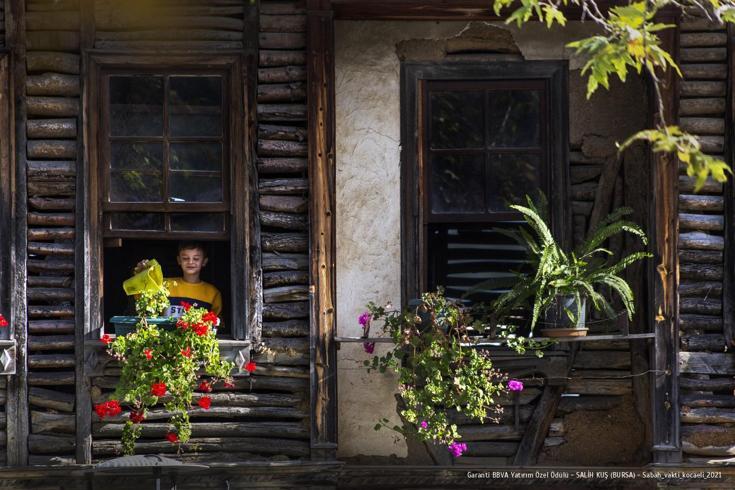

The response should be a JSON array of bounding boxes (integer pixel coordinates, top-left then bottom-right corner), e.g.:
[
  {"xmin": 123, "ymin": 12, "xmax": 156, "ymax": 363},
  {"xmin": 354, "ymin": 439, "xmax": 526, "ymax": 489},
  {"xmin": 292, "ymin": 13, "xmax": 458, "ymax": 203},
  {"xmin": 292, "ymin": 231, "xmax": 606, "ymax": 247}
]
[{"xmin": 491, "ymin": 196, "xmax": 651, "ymax": 337}]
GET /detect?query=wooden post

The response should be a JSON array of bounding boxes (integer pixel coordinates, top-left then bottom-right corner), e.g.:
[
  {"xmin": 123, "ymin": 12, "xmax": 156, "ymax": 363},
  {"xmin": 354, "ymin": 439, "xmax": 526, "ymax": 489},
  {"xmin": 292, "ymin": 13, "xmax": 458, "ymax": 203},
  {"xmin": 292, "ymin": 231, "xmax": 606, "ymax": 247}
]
[
  {"xmin": 651, "ymin": 18, "xmax": 682, "ymax": 464},
  {"xmin": 723, "ymin": 26, "xmax": 735, "ymax": 349},
  {"xmin": 6, "ymin": 0, "xmax": 29, "ymax": 466},
  {"xmin": 307, "ymin": 0, "xmax": 337, "ymax": 460}
]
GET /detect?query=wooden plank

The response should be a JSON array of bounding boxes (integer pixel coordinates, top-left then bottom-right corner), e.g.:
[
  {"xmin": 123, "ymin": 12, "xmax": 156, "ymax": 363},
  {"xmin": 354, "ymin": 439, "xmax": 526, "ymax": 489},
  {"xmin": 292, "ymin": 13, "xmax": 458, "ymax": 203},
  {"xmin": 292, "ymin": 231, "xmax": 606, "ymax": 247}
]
[
  {"xmin": 680, "ymin": 352, "xmax": 735, "ymax": 374},
  {"xmin": 29, "ymin": 387, "xmax": 75, "ymax": 412},
  {"xmin": 92, "ymin": 437, "xmax": 309, "ymax": 458},
  {"xmin": 93, "ymin": 421, "xmax": 308, "ymax": 439}
]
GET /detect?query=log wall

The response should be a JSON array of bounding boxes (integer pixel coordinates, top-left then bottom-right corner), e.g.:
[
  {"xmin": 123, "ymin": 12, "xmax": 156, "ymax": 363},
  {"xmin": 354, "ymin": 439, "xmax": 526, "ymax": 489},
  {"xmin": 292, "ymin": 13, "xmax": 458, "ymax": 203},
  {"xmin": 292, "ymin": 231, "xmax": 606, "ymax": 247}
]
[{"xmin": 677, "ymin": 15, "xmax": 735, "ymax": 464}]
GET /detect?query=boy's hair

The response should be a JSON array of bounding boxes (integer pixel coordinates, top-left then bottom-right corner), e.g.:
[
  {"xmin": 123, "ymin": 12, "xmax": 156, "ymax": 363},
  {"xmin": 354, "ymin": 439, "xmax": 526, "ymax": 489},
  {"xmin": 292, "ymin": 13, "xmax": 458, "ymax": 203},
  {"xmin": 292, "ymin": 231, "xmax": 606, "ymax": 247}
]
[{"xmin": 178, "ymin": 241, "xmax": 207, "ymax": 258}]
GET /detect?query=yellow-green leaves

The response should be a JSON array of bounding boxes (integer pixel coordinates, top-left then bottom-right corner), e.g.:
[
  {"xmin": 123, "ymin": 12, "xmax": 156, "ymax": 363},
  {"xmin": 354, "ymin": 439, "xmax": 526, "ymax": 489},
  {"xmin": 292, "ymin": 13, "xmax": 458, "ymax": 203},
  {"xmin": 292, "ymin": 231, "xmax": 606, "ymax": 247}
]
[
  {"xmin": 620, "ymin": 126, "xmax": 732, "ymax": 191},
  {"xmin": 494, "ymin": 0, "xmax": 569, "ymax": 28}
]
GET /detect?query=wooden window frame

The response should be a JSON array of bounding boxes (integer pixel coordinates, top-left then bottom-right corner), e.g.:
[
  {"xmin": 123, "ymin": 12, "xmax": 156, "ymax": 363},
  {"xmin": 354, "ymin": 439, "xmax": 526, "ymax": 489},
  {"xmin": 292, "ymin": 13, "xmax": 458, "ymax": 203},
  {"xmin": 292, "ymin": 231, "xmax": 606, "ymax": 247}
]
[
  {"xmin": 0, "ymin": 51, "xmax": 12, "ymax": 341},
  {"xmin": 400, "ymin": 61, "xmax": 570, "ymax": 306},
  {"xmin": 85, "ymin": 53, "xmax": 254, "ymax": 340}
]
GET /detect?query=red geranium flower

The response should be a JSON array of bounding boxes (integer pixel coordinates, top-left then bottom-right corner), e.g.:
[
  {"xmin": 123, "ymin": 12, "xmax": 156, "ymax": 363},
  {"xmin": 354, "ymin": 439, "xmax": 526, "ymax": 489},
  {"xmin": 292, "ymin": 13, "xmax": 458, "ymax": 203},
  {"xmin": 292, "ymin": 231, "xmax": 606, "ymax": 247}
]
[
  {"xmin": 180, "ymin": 301, "xmax": 192, "ymax": 312},
  {"xmin": 176, "ymin": 318, "xmax": 189, "ymax": 330},
  {"xmin": 0, "ymin": 314, "xmax": 8, "ymax": 327},
  {"xmin": 143, "ymin": 348, "xmax": 153, "ymax": 360},
  {"xmin": 223, "ymin": 379, "xmax": 235, "ymax": 389},
  {"xmin": 150, "ymin": 382, "xmax": 167, "ymax": 397},
  {"xmin": 181, "ymin": 346, "xmax": 192, "ymax": 358},
  {"xmin": 193, "ymin": 322, "xmax": 208, "ymax": 336},
  {"xmin": 100, "ymin": 334, "xmax": 112, "ymax": 345},
  {"xmin": 94, "ymin": 400, "xmax": 122, "ymax": 419},
  {"xmin": 197, "ymin": 396, "xmax": 212, "ymax": 410},
  {"xmin": 245, "ymin": 361, "xmax": 257, "ymax": 374},
  {"xmin": 166, "ymin": 432, "xmax": 178, "ymax": 443},
  {"xmin": 198, "ymin": 381, "xmax": 212, "ymax": 393},
  {"xmin": 202, "ymin": 311, "xmax": 218, "ymax": 325},
  {"xmin": 130, "ymin": 411, "xmax": 145, "ymax": 423}
]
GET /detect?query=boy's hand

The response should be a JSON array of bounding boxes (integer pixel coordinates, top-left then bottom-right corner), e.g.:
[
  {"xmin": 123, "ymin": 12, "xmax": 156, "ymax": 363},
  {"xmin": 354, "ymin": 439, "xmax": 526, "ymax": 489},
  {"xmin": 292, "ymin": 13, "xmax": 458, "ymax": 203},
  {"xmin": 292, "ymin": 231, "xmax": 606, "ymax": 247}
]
[{"xmin": 133, "ymin": 260, "xmax": 150, "ymax": 275}]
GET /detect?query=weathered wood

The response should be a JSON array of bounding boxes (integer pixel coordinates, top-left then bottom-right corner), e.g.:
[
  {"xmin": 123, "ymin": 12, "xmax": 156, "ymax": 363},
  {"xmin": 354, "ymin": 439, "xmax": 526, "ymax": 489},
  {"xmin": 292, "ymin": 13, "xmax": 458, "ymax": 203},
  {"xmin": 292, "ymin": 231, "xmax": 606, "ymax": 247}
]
[
  {"xmin": 28, "ymin": 180, "xmax": 75, "ymax": 196},
  {"xmin": 26, "ymin": 31, "xmax": 80, "ymax": 51},
  {"xmin": 699, "ymin": 135, "xmax": 725, "ymax": 153},
  {"xmin": 262, "ymin": 232, "xmax": 308, "ymax": 252},
  {"xmin": 260, "ymin": 211, "xmax": 307, "ymax": 231},
  {"xmin": 458, "ymin": 424, "xmax": 524, "ymax": 442},
  {"xmin": 259, "ymin": 124, "xmax": 307, "ymax": 142},
  {"xmin": 565, "ymin": 378, "xmax": 631, "ymax": 395},
  {"xmin": 26, "ymin": 11, "xmax": 79, "ymax": 30},
  {"xmin": 680, "ymin": 47, "xmax": 726, "ymax": 62},
  {"xmin": 93, "ymin": 421, "xmax": 307, "ymax": 439},
  {"xmin": 262, "ymin": 252, "xmax": 308, "ymax": 271},
  {"xmin": 27, "ymin": 119, "xmax": 76, "ymax": 138},
  {"xmin": 569, "ymin": 165, "xmax": 601, "ymax": 184},
  {"xmin": 262, "ymin": 320, "xmax": 309, "ymax": 338},
  {"xmin": 28, "ymin": 334, "xmax": 74, "ymax": 351},
  {"xmin": 259, "ymin": 32, "xmax": 305, "ymax": 49},
  {"xmin": 679, "ymin": 263, "xmax": 724, "ymax": 281},
  {"xmin": 95, "ymin": 29, "xmax": 243, "ymax": 41},
  {"xmin": 27, "ymin": 160, "xmax": 75, "ymax": 178},
  {"xmin": 556, "ymin": 395, "xmax": 622, "ymax": 414},
  {"xmin": 27, "ymin": 228, "xmax": 74, "ymax": 240},
  {"xmin": 28, "ymin": 320, "xmax": 74, "ymax": 334},
  {"xmin": 680, "ymin": 18, "xmax": 725, "ymax": 31},
  {"xmin": 681, "ymin": 63, "xmax": 727, "ymax": 80},
  {"xmin": 258, "ymin": 82, "xmax": 306, "ymax": 103},
  {"xmin": 28, "ymin": 305, "xmax": 74, "ymax": 318},
  {"xmin": 94, "ymin": 40, "xmax": 243, "ymax": 50},
  {"xmin": 93, "ymin": 437, "xmax": 309, "ymax": 457},
  {"xmin": 679, "ymin": 32, "xmax": 727, "ymax": 48},
  {"xmin": 259, "ymin": 50, "xmax": 306, "ymax": 68},
  {"xmin": 95, "ymin": 13, "xmax": 244, "ymax": 31},
  {"xmin": 95, "ymin": 406, "xmax": 306, "ymax": 424},
  {"xmin": 679, "ymin": 232, "xmax": 724, "ymax": 251},
  {"xmin": 679, "ymin": 97, "xmax": 726, "ymax": 117},
  {"xmin": 570, "ymin": 181, "xmax": 596, "ymax": 201},
  {"xmin": 680, "ymin": 81, "xmax": 726, "ymax": 98},
  {"xmin": 260, "ymin": 195, "xmax": 308, "ymax": 214},
  {"xmin": 253, "ymin": 365, "xmax": 309, "ymax": 379},
  {"xmin": 27, "ymin": 139, "xmax": 76, "ymax": 159},
  {"xmin": 27, "ymin": 0, "xmax": 80, "ymax": 12},
  {"xmin": 259, "ymin": 178, "xmax": 308, "ymax": 194},
  {"xmin": 464, "ymin": 441, "xmax": 518, "ymax": 457},
  {"xmin": 263, "ymin": 285, "xmax": 310, "ymax": 303},
  {"xmin": 255, "ymin": 337, "xmax": 309, "ymax": 365},
  {"xmin": 27, "ymin": 258, "xmax": 74, "ymax": 272},
  {"xmin": 679, "ymin": 281, "xmax": 722, "ymax": 297},
  {"xmin": 27, "ymin": 276, "xmax": 72, "ymax": 288},
  {"xmin": 258, "ymin": 157, "xmax": 307, "ymax": 174},
  {"xmin": 27, "ymin": 212, "xmax": 74, "ymax": 226},
  {"xmin": 679, "ymin": 194, "xmax": 723, "ymax": 212},
  {"xmin": 31, "ymin": 411, "xmax": 75, "ymax": 434},
  {"xmin": 28, "ymin": 434, "xmax": 75, "ymax": 454},
  {"xmin": 258, "ymin": 139, "xmax": 308, "ymax": 157},
  {"xmin": 26, "ymin": 52, "xmax": 79, "ymax": 74},
  {"xmin": 260, "ymin": 1, "xmax": 306, "ymax": 15},
  {"xmin": 26, "ymin": 97, "xmax": 79, "ymax": 117},
  {"xmin": 571, "ymin": 200, "xmax": 593, "ymax": 215},
  {"xmin": 258, "ymin": 103, "xmax": 307, "ymax": 122},
  {"xmin": 573, "ymin": 351, "xmax": 630, "ymax": 370},
  {"xmin": 680, "ymin": 352, "xmax": 735, "ymax": 374},
  {"xmin": 263, "ymin": 270, "xmax": 309, "ymax": 288},
  {"xmin": 679, "ymin": 117, "xmax": 725, "ymax": 135},
  {"xmin": 679, "ymin": 250, "xmax": 723, "ymax": 264},
  {"xmin": 27, "ymin": 288, "xmax": 74, "ymax": 302},
  {"xmin": 29, "ymin": 387, "xmax": 75, "ymax": 412},
  {"xmin": 263, "ymin": 301, "xmax": 309, "ymax": 320},
  {"xmin": 28, "ymin": 354, "xmax": 75, "ymax": 369},
  {"xmin": 680, "ymin": 376, "xmax": 735, "ymax": 391},
  {"xmin": 27, "ymin": 242, "xmax": 74, "ymax": 257},
  {"xmin": 260, "ymin": 14, "xmax": 306, "ymax": 33},
  {"xmin": 680, "ymin": 314, "xmax": 723, "ymax": 331},
  {"xmin": 681, "ymin": 334, "xmax": 726, "ymax": 352},
  {"xmin": 28, "ymin": 371, "xmax": 75, "ymax": 386},
  {"xmin": 681, "ymin": 407, "xmax": 735, "ymax": 424},
  {"xmin": 681, "ymin": 393, "xmax": 735, "ymax": 407},
  {"xmin": 28, "ymin": 198, "xmax": 74, "ymax": 211},
  {"xmin": 679, "ymin": 298, "xmax": 722, "ymax": 315}
]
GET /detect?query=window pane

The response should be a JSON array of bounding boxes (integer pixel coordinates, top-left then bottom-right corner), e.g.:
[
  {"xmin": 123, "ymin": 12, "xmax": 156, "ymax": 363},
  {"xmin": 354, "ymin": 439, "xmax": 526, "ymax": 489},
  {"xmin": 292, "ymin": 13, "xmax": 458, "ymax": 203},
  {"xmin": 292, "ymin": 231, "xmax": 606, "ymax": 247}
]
[
  {"xmin": 430, "ymin": 91, "xmax": 483, "ymax": 149},
  {"xmin": 170, "ymin": 143, "xmax": 222, "ymax": 172},
  {"xmin": 170, "ymin": 213, "xmax": 225, "ymax": 232},
  {"xmin": 110, "ymin": 170, "xmax": 163, "ymax": 202},
  {"xmin": 169, "ymin": 172, "xmax": 222, "ymax": 203},
  {"xmin": 111, "ymin": 142, "xmax": 163, "ymax": 172},
  {"xmin": 487, "ymin": 154, "xmax": 541, "ymax": 212},
  {"xmin": 169, "ymin": 76, "xmax": 223, "ymax": 137},
  {"xmin": 109, "ymin": 213, "xmax": 164, "ymax": 231},
  {"xmin": 429, "ymin": 154, "xmax": 484, "ymax": 214},
  {"xmin": 110, "ymin": 76, "xmax": 164, "ymax": 136},
  {"xmin": 488, "ymin": 91, "xmax": 540, "ymax": 147}
]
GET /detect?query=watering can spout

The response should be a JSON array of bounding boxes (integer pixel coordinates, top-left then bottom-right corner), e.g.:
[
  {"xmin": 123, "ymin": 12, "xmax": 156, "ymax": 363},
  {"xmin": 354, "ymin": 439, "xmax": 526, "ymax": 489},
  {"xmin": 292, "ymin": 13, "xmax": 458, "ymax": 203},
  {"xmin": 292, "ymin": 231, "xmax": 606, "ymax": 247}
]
[{"xmin": 122, "ymin": 259, "xmax": 164, "ymax": 296}]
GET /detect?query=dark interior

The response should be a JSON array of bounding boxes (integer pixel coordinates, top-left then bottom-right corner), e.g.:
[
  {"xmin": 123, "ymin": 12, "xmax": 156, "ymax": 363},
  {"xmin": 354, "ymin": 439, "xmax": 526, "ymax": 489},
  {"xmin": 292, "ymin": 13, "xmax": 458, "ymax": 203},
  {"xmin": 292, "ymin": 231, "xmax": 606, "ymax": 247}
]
[{"xmin": 103, "ymin": 239, "xmax": 231, "ymax": 336}]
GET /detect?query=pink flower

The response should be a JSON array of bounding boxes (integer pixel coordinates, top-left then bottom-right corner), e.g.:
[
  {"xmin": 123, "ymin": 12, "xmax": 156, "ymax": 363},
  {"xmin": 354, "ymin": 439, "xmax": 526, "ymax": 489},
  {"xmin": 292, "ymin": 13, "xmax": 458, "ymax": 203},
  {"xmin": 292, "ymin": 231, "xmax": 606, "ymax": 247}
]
[
  {"xmin": 100, "ymin": 334, "xmax": 112, "ymax": 346},
  {"xmin": 358, "ymin": 311, "xmax": 371, "ymax": 328},
  {"xmin": 508, "ymin": 379, "xmax": 524, "ymax": 392},
  {"xmin": 150, "ymin": 382, "xmax": 167, "ymax": 397},
  {"xmin": 363, "ymin": 342, "xmax": 375, "ymax": 354},
  {"xmin": 245, "ymin": 361, "xmax": 257, "ymax": 373},
  {"xmin": 166, "ymin": 432, "xmax": 178, "ymax": 443},
  {"xmin": 420, "ymin": 420, "xmax": 428, "ymax": 430},
  {"xmin": 143, "ymin": 348, "xmax": 153, "ymax": 360},
  {"xmin": 197, "ymin": 396, "xmax": 212, "ymax": 410},
  {"xmin": 0, "ymin": 314, "xmax": 8, "ymax": 327},
  {"xmin": 447, "ymin": 442, "xmax": 467, "ymax": 458}
]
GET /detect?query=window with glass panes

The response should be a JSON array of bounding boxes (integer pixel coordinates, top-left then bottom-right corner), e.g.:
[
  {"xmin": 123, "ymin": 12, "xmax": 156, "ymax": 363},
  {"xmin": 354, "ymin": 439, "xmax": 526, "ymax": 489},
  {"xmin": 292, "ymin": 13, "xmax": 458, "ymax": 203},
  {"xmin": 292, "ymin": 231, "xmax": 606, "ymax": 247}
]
[{"xmin": 101, "ymin": 72, "xmax": 229, "ymax": 239}]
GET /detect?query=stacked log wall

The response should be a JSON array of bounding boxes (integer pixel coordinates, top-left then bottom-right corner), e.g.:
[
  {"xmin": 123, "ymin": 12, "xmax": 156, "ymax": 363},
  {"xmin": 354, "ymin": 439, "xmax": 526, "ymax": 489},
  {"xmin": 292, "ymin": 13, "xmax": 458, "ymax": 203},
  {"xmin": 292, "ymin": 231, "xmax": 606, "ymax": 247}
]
[{"xmin": 677, "ymin": 16, "xmax": 735, "ymax": 464}]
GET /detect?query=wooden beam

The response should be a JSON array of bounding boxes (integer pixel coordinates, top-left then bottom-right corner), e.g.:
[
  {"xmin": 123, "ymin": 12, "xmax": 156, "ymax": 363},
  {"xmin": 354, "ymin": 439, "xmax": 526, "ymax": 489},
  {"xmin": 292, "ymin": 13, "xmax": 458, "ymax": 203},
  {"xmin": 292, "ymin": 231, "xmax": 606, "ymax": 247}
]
[
  {"xmin": 723, "ymin": 24, "xmax": 735, "ymax": 350},
  {"xmin": 307, "ymin": 0, "xmax": 337, "ymax": 461},
  {"xmin": 512, "ymin": 385, "xmax": 564, "ymax": 465},
  {"xmin": 6, "ymin": 0, "xmax": 30, "ymax": 467}
]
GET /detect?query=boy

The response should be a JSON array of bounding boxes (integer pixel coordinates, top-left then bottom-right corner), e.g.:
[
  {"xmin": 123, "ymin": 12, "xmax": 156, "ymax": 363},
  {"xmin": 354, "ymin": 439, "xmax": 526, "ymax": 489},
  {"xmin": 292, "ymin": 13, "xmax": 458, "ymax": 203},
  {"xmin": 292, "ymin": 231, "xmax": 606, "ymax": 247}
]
[{"xmin": 135, "ymin": 241, "xmax": 222, "ymax": 318}]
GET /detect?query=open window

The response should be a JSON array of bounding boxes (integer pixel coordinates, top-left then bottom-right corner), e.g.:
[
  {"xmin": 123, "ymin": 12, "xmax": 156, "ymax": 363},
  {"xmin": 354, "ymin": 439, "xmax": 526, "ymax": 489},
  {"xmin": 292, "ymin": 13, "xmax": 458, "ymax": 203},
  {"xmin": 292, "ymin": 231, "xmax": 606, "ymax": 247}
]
[
  {"xmin": 87, "ymin": 54, "xmax": 251, "ymax": 340},
  {"xmin": 401, "ymin": 62, "xmax": 570, "ymax": 309}
]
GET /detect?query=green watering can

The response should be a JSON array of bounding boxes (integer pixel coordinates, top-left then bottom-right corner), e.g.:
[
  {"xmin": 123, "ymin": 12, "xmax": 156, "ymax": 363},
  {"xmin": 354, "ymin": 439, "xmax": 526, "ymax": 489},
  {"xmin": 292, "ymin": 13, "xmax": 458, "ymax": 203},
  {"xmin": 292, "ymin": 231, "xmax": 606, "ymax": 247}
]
[{"xmin": 122, "ymin": 259, "xmax": 164, "ymax": 296}]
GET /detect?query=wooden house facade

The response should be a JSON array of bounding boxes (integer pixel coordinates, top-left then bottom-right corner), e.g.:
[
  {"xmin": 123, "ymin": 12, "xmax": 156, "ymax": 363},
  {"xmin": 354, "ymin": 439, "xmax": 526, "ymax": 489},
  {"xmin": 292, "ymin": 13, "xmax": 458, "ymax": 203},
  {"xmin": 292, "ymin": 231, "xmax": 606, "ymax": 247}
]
[{"xmin": 0, "ymin": 0, "xmax": 732, "ymax": 488}]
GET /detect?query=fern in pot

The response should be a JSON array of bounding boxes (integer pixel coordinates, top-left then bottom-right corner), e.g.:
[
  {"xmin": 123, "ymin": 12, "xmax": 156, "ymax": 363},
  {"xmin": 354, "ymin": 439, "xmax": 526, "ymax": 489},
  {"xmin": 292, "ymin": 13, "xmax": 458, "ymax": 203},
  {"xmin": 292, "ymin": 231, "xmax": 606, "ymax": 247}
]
[{"xmin": 492, "ymin": 196, "xmax": 651, "ymax": 337}]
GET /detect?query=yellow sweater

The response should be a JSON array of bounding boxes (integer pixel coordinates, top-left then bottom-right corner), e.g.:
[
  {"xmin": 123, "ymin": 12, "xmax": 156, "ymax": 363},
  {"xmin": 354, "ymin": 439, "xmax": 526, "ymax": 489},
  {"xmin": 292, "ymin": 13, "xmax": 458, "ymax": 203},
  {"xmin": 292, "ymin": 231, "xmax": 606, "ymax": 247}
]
[{"xmin": 165, "ymin": 278, "xmax": 222, "ymax": 317}]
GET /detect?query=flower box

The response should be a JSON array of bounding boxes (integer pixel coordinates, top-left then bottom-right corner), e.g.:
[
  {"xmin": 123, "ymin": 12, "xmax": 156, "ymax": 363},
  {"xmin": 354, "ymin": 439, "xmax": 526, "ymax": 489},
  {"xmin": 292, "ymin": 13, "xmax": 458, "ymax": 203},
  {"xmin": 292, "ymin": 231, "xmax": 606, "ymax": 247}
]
[{"xmin": 108, "ymin": 316, "xmax": 178, "ymax": 336}]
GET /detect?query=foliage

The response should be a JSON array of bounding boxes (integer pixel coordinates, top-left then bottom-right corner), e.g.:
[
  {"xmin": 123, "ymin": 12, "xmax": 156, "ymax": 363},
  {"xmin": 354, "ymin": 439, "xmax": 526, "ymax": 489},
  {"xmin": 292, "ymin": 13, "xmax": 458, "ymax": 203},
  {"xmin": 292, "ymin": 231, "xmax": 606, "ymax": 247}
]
[
  {"xmin": 492, "ymin": 0, "xmax": 733, "ymax": 188},
  {"xmin": 362, "ymin": 291, "xmax": 511, "ymax": 456},
  {"xmin": 490, "ymin": 196, "xmax": 651, "ymax": 330},
  {"xmin": 97, "ymin": 285, "xmax": 235, "ymax": 455}
]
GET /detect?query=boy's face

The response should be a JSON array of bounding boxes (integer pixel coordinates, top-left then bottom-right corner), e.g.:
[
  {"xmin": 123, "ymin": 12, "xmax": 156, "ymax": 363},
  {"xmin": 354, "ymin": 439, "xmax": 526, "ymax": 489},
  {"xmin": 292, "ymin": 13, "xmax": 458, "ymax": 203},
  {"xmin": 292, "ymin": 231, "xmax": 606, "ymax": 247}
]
[{"xmin": 177, "ymin": 248, "xmax": 208, "ymax": 277}]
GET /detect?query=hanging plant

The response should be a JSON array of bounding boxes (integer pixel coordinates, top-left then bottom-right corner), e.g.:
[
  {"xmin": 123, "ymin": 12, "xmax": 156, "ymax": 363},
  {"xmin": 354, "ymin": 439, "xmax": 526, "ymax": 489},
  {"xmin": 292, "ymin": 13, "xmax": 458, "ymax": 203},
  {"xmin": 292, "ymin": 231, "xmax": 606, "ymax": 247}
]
[{"xmin": 95, "ymin": 286, "xmax": 237, "ymax": 455}]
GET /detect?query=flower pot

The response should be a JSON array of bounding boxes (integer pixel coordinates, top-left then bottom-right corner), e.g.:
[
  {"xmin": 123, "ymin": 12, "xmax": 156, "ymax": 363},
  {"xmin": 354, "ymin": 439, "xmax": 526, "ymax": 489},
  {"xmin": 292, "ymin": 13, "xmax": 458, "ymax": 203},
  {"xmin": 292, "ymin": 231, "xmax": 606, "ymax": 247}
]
[
  {"xmin": 108, "ymin": 316, "xmax": 177, "ymax": 336},
  {"xmin": 539, "ymin": 295, "xmax": 588, "ymax": 337}
]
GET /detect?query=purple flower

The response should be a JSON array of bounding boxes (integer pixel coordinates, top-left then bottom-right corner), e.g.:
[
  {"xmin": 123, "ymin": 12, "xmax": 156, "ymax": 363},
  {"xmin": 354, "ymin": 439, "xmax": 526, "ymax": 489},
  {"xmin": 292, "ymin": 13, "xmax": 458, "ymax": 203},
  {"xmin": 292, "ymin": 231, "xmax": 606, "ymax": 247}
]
[
  {"xmin": 358, "ymin": 311, "xmax": 371, "ymax": 328},
  {"xmin": 447, "ymin": 442, "xmax": 467, "ymax": 458},
  {"xmin": 363, "ymin": 341, "xmax": 375, "ymax": 354},
  {"xmin": 420, "ymin": 420, "xmax": 428, "ymax": 430},
  {"xmin": 508, "ymin": 379, "xmax": 524, "ymax": 392}
]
